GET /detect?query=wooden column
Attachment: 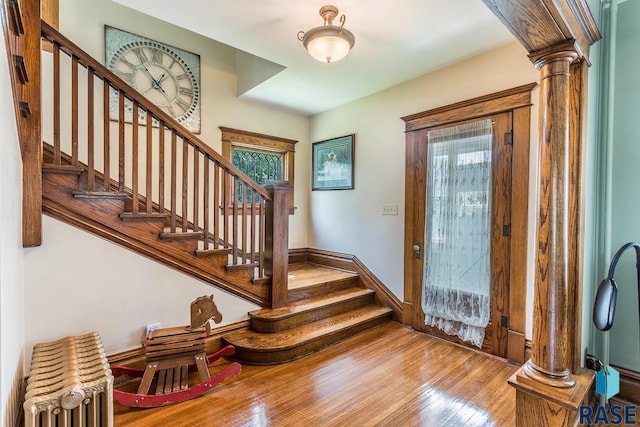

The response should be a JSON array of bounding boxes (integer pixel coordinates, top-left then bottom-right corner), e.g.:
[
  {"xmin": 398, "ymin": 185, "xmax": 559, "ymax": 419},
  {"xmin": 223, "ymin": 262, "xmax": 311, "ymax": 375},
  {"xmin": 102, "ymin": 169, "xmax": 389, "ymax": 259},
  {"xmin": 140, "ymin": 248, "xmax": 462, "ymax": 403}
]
[
  {"xmin": 508, "ymin": 42, "xmax": 595, "ymax": 426},
  {"xmin": 522, "ymin": 43, "xmax": 578, "ymax": 388},
  {"xmin": 264, "ymin": 181, "xmax": 290, "ymax": 309}
]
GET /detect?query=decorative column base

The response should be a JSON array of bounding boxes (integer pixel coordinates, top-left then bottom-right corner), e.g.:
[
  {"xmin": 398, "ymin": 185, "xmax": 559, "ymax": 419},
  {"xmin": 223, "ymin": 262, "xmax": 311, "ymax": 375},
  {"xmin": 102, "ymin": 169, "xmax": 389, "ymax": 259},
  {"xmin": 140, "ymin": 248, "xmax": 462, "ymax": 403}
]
[
  {"xmin": 523, "ymin": 359, "xmax": 576, "ymax": 388},
  {"xmin": 509, "ymin": 363, "xmax": 595, "ymax": 426}
]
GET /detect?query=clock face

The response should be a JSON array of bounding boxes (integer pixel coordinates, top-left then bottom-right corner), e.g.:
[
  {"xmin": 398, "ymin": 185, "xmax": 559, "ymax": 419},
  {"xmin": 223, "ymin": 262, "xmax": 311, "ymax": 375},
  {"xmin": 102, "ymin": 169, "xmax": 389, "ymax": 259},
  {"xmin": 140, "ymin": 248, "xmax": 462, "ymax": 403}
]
[{"xmin": 105, "ymin": 27, "xmax": 201, "ymax": 133}]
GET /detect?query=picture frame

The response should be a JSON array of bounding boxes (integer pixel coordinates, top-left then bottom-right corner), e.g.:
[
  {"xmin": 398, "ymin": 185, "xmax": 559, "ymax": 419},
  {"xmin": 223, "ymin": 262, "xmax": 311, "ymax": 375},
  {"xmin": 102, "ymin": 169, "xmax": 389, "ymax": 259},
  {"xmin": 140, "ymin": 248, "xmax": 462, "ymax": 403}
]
[{"xmin": 312, "ymin": 134, "xmax": 354, "ymax": 190}]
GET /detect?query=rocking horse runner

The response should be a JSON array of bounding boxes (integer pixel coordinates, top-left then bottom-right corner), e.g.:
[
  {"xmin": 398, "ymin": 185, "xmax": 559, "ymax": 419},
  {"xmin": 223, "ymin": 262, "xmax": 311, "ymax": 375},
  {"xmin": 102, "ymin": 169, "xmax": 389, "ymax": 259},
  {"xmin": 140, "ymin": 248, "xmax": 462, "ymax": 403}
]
[{"xmin": 112, "ymin": 295, "xmax": 241, "ymax": 408}]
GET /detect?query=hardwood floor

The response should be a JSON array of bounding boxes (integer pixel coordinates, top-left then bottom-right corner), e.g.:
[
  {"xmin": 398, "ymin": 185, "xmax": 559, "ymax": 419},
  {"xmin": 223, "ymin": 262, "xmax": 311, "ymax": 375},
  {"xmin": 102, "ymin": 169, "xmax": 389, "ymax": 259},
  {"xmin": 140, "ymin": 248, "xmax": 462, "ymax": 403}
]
[
  {"xmin": 287, "ymin": 262, "xmax": 359, "ymax": 290},
  {"xmin": 114, "ymin": 323, "xmax": 518, "ymax": 426}
]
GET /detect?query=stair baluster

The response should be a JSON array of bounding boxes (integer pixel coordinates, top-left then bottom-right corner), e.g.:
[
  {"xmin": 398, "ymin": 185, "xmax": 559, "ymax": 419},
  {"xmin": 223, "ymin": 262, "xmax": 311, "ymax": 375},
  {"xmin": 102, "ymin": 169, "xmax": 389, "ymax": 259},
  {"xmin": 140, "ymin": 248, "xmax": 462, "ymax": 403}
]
[{"xmin": 34, "ymin": 21, "xmax": 289, "ymax": 307}]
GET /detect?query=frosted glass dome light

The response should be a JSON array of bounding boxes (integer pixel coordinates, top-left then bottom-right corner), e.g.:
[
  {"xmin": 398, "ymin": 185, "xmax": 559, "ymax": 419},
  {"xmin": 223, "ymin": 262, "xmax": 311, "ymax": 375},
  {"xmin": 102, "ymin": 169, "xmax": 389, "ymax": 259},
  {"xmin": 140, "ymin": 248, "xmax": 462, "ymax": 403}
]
[{"xmin": 298, "ymin": 5, "xmax": 355, "ymax": 64}]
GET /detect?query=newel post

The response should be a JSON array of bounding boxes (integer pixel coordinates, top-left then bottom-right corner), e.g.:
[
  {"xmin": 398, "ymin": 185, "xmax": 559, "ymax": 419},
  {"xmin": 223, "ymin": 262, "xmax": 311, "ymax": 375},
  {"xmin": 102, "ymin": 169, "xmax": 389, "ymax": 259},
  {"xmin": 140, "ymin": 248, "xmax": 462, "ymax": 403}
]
[
  {"xmin": 264, "ymin": 181, "xmax": 290, "ymax": 309},
  {"xmin": 20, "ymin": 0, "xmax": 43, "ymax": 247}
]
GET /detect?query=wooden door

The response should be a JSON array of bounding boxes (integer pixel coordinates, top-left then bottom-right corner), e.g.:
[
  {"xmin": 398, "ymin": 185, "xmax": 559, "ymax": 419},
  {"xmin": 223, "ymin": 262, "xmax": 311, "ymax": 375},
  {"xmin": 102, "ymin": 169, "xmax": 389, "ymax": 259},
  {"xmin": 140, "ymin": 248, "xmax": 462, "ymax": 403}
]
[{"xmin": 404, "ymin": 112, "xmax": 512, "ymax": 358}]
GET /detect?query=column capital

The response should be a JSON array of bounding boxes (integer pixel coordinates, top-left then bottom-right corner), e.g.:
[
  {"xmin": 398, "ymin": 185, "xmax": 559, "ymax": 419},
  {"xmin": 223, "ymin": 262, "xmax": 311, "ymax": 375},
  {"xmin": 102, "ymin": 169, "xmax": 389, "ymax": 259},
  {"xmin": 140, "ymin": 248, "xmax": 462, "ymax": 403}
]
[{"xmin": 528, "ymin": 40, "xmax": 580, "ymax": 70}]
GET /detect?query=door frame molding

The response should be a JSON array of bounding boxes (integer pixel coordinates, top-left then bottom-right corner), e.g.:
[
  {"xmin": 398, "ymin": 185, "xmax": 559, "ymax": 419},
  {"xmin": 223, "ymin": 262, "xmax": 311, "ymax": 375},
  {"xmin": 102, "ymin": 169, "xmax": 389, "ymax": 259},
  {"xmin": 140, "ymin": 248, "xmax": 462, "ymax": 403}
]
[{"xmin": 401, "ymin": 83, "xmax": 536, "ymax": 363}]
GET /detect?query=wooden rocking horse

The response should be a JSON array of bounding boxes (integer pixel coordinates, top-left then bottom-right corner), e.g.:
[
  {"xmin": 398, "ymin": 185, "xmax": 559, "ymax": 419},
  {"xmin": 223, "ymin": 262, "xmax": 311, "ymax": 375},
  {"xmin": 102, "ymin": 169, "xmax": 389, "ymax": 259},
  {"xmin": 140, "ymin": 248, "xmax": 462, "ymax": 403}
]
[{"xmin": 112, "ymin": 295, "xmax": 241, "ymax": 408}]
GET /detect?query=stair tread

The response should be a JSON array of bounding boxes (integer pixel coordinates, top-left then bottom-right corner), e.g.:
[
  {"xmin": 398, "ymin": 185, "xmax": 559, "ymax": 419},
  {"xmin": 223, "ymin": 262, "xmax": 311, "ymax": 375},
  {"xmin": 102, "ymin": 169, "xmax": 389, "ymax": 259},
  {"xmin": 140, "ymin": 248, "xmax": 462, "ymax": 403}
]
[
  {"xmin": 72, "ymin": 190, "xmax": 128, "ymax": 199},
  {"xmin": 250, "ymin": 288, "xmax": 375, "ymax": 320},
  {"xmin": 42, "ymin": 164, "xmax": 84, "ymax": 175},
  {"xmin": 288, "ymin": 262, "xmax": 358, "ymax": 290},
  {"xmin": 120, "ymin": 212, "xmax": 169, "ymax": 221},
  {"xmin": 226, "ymin": 262, "xmax": 259, "ymax": 271},
  {"xmin": 195, "ymin": 248, "xmax": 233, "ymax": 258},
  {"xmin": 225, "ymin": 305, "xmax": 392, "ymax": 350},
  {"xmin": 160, "ymin": 231, "xmax": 204, "ymax": 240}
]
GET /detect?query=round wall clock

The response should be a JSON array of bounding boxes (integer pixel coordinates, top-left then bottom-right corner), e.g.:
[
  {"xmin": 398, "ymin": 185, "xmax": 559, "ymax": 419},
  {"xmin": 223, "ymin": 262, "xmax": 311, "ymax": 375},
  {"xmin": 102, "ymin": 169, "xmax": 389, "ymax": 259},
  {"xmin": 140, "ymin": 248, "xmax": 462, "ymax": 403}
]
[{"xmin": 105, "ymin": 26, "xmax": 201, "ymax": 134}]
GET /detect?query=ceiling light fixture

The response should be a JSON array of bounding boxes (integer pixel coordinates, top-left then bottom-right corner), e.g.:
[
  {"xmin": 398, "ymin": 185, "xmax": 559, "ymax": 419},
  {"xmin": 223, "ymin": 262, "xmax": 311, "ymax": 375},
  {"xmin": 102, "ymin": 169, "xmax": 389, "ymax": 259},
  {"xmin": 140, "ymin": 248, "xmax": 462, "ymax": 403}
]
[{"xmin": 297, "ymin": 5, "xmax": 355, "ymax": 64}]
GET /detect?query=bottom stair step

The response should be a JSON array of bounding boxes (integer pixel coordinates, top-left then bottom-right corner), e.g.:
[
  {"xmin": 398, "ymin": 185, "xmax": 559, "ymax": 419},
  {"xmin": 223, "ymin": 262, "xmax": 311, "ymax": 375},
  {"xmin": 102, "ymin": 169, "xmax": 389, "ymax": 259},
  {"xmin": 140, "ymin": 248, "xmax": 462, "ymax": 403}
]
[{"xmin": 222, "ymin": 305, "xmax": 393, "ymax": 365}]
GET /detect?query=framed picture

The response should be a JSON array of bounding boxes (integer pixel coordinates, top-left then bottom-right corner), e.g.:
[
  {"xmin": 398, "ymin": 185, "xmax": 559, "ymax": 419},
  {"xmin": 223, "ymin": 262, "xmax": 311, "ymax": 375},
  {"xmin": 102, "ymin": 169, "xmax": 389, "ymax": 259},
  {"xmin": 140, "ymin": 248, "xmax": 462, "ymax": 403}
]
[{"xmin": 312, "ymin": 134, "xmax": 354, "ymax": 190}]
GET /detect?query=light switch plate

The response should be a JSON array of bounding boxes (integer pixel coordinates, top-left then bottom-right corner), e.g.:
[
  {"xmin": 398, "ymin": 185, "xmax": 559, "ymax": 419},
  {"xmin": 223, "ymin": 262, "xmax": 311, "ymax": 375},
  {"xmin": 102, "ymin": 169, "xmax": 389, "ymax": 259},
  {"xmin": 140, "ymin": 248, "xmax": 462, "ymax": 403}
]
[{"xmin": 382, "ymin": 204, "xmax": 398, "ymax": 215}]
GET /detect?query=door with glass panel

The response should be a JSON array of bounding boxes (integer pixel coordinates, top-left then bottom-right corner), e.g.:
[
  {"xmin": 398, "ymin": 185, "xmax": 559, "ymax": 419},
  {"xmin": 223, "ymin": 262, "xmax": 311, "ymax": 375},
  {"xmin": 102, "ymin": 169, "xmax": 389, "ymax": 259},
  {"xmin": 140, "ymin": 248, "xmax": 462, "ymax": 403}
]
[{"xmin": 412, "ymin": 113, "xmax": 512, "ymax": 357}]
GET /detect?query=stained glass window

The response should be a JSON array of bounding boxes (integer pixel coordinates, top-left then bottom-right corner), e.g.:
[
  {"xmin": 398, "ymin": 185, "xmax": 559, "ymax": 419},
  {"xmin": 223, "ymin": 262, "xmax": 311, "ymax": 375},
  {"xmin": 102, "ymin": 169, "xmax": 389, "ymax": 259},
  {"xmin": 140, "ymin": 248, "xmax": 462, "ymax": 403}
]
[{"xmin": 232, "ymin": 148, "xmax": 283, "ymax": 202}]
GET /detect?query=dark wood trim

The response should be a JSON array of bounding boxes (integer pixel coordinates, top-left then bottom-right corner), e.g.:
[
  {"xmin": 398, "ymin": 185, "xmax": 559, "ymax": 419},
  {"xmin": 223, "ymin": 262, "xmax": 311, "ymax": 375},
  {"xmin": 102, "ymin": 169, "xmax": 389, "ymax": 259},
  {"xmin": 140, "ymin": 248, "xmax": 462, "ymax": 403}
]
[
  {"xmin": 482, "ymin": 0, "xmax": 600, "ymax": 65},
  {"xmin": 7, "ymin": 0, "xmax": 25, "ymax": 35},
  {"xmin": 0, "ymin": 0, "xmax": 43, "ymax": 246},
  {"xmin": 13, "ymin": 54, "xmax": 27, "ymax": 83},
  {"xmin": 402, "ymin": 85, "xmax": 534, "ymax": 360},
  {"xmin": 352, "ymin": 257, "xmax": 403, "ymax": 323},
  {"xmin": 293, "ymin": 247, "xmax": 403, "ymax": 323},
  {"xmin": 509, "ymin": 106, "xmax": 531, "ymax": 341},
  {"xmin": 41, "ymin": 0, "xmax": 57, "ymax": 28},
  {"xmin": 611, "ymin": 365, "xmax": 640, "ymax": 405},
  {"xmin": 401, "ymin": 83, "xmax": 536, "ymax": 131},
  {"xmin": 569, "ymin": 60, "xmax": 589, "ymax": 374},
  {"xmin": 508, "ymin": 330, "xmax": 526, "ymax": 364},
  {"xmin": 220, "ymin": 126, "xmax": 297, "ymax": 214},
  {"xmin": 20, "ymin": 0, "xmax": 42, "ymax": 247},
  {"xmin": 41, "ymin": 0, "xmax": 58, "ymax": 51},
  {"xmin": 402, "ymin": 128, "xmax": 428, "ymax": 329},
  {"xmin": 219, "ymin": 127, "xmax": 298, "ymax": 148}
]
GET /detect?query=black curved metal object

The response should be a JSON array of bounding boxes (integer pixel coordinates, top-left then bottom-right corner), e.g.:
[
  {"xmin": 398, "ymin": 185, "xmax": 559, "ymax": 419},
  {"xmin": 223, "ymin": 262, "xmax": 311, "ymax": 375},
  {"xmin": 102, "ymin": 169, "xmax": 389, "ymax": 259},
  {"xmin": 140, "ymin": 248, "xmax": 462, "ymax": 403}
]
[
  {"xmin": 593, "ymin": 242, "xmax": 640, "ymax": 332},
  {"xmin": 593, "ymin": 278, "xmax": 617, "ymax": 331}
]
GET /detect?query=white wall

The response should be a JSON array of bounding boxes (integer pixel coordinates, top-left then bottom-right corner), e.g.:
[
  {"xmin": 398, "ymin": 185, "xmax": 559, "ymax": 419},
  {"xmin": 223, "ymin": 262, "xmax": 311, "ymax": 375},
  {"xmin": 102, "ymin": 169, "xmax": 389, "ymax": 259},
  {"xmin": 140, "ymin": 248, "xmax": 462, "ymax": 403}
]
[
  {"xmin": 24, "ymin": 0, "xmax": 311, "ymax": 359},
  {"xmin": 0, "ymin": 31, "xmax": 26, "ymax": 427},
  {"xmin": 309, "ymin": 42, "xmax": 540, "ymax": 338},
  {"xmin": 24, "ymin": 217, "xmax": 260, "ymax": 361}
]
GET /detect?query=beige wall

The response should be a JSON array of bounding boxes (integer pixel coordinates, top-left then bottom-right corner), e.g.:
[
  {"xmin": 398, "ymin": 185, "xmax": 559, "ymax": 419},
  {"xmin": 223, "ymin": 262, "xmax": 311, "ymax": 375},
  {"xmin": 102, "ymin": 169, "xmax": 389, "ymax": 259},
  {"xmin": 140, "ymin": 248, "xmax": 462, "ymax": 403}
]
[
  {"xmin": 24, "ymin": 217, "xmax": 260, "ymax": 358},
  {"xmin": 0, "ymin": 31, "xmax": 26, "ymax": 427},
  {"xmin": 309, "ymin": 41, "xmax": 540, "ymax": 338},
  {"xmin": 24, "ymin": 0, "xmax": 543, "ymax": 360},
  {"xmin": 24, "ymin": 0, "xmax": 310, "ymax": 359},
  {"xmin": 57, "ymin": 0, "xmax": 311, "ymax": 248}
]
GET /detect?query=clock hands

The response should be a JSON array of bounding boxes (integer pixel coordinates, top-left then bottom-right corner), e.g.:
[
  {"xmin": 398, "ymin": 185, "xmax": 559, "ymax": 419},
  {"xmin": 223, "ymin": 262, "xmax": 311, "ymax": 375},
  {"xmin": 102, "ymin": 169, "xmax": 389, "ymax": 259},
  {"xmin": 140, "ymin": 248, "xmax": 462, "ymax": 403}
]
[
  {"xmin": 130, "ymin": 57, "xmax": 190, "ymax": 119},
  {"xmin": 140, "ymin": 65, "xmax": 165, "ymax": 91}
]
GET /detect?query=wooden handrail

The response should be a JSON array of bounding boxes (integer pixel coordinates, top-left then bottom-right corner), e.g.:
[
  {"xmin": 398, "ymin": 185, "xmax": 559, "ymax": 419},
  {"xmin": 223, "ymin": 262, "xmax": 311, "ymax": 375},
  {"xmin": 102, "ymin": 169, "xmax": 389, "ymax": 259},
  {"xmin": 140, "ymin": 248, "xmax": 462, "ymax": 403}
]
[
  {"xmin": 36, "ymin": 18, "xmax": 290, "ymax": 305},
  {"xmin": 40, "ymin": 20, "xmax": 271, "ymax": 201}
]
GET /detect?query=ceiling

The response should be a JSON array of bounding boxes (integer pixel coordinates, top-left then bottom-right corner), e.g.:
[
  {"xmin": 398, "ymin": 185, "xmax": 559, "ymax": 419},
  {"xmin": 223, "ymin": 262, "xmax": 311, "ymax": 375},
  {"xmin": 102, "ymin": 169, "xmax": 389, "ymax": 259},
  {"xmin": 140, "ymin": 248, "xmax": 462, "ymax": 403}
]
[{"xmin": 111, "ymin": 0, "xmax": 516, "ymax": 116}]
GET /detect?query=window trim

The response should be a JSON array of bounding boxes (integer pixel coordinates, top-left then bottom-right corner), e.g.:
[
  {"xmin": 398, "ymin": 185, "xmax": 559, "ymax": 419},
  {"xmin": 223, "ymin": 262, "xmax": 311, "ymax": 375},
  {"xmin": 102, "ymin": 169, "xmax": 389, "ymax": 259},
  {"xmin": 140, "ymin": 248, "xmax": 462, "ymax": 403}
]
[{"xmin": 220, "ymin": 127, "xmax": 297, "ymax": 214}]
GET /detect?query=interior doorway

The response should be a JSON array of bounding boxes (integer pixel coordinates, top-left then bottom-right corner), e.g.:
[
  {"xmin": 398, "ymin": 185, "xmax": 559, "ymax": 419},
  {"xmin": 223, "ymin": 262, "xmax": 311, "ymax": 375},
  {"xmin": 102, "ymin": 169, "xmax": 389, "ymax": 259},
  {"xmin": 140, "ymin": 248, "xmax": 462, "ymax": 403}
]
[{"xmin": 401, "ymin": 84, "xmax": 534, "ymax": 361}]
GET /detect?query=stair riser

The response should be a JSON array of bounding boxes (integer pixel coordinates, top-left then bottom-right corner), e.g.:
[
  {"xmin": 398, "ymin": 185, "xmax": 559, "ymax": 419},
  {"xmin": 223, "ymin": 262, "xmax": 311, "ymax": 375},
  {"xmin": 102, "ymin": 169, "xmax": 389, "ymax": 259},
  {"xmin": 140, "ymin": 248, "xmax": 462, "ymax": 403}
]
[
  {"xmin": 287, "ymin": 276, "xmax": 360, "ymax": 303},
  {"xmin": 227, "ymin": 313, "xmax": 391, "ymax": 365},
  {"xmin": 250, "ymin": 293, "xmax": 375, "ymax": 333}
]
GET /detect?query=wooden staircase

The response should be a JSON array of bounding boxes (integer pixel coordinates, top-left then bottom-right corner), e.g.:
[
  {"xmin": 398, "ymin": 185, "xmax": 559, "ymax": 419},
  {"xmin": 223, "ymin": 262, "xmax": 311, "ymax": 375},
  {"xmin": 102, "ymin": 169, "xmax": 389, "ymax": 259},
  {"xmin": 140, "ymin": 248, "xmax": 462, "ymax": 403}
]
[
  {"xmin": 4, "ymin": 6, "xmax": 397, "ymax": 366},
  {"xmin": 222, "ymin": 263, "xmax": 393, "ymax": 364},
  {"xmin": 41, "ymin": 146, "xmax": 270, "ymax": 306}
]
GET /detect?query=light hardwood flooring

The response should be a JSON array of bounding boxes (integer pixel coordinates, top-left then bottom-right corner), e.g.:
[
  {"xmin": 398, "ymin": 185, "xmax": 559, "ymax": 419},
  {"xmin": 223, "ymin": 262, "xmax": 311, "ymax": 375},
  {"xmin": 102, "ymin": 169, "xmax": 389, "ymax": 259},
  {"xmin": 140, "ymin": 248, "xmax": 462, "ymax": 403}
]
[
  {"xmin": 114, "ymin": 322, "xmax": 518, "ymax": 426},
  {"xmin": 286, "ymin": 262, "xmax": 358, "ymax": 290}
]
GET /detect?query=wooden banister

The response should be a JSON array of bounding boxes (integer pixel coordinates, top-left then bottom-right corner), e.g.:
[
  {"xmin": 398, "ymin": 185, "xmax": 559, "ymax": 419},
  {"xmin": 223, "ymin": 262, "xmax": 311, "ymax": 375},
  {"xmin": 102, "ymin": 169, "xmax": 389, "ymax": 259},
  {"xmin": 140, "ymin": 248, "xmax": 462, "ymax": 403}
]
[
  {"xmin": 40, "ymin": 21, "xmax": 270, "ymax": 200},
  {"xmin": 33, "ymin": 19, "xmax": 289, "ymax": 300}
]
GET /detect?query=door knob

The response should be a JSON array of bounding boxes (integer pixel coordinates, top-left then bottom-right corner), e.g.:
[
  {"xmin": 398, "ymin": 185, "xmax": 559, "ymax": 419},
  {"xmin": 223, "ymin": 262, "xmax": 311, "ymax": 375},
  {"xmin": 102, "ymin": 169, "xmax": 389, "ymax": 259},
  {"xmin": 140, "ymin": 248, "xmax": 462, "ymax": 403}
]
[{"xmin": 413, "ymin": 243, "xmax": 422, "ymax": 259}]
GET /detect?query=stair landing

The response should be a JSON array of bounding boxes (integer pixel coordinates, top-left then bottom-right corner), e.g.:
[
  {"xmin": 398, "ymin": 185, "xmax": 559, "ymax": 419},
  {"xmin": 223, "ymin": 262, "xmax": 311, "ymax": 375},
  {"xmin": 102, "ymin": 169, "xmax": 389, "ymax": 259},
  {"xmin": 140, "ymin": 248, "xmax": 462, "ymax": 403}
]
[
  {"xmin": 287, "ymin": 262, "xmax": 358, "ymax": 290},
  {"xmin": 223, "ymin": 262, "xmax": 392, "ymax": 365}
]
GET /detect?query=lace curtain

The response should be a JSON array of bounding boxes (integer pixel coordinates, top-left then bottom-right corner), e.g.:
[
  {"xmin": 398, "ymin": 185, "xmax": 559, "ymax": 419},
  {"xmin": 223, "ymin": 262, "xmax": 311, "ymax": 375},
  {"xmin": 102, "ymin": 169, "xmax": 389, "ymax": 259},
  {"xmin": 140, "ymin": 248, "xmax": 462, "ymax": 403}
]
[{"xmin": 422, "ymin": 119, "xmax": 493, "ymax": 348}]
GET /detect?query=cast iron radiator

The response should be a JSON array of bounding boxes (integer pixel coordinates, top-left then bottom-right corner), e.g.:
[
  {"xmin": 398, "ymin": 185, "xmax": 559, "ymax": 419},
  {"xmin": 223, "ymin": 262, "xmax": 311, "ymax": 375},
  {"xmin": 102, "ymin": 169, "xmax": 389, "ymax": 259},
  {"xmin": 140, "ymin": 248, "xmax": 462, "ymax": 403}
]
[{"xmin": 23, "ymin": 332, "xmax": 113, "ymax": 427}]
